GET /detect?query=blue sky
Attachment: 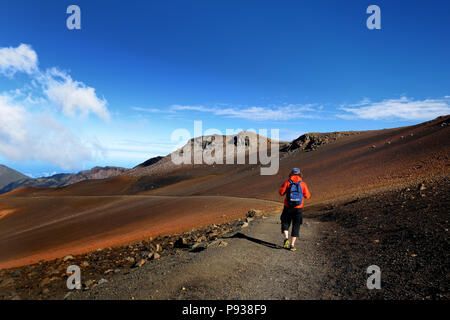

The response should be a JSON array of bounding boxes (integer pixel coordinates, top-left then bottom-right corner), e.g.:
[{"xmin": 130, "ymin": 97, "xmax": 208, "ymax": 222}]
[{"xmin": 0, "ymin": 0, "xmax": 449, "ymax": 177}]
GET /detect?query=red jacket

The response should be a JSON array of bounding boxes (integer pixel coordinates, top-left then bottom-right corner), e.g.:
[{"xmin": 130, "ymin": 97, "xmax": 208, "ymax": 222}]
[{"xmin": 279, "ymin": 175, "xmax": 311, "ymax": 208}]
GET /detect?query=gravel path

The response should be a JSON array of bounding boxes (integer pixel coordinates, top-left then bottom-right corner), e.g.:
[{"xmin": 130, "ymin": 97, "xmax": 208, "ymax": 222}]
[{"xmin": 69, "ymin": 213, "xmax": 331, "ymax": 300}]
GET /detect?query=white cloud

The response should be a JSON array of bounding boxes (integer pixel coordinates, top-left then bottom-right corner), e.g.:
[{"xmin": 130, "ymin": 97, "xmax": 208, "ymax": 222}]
[
  {"xmin": 171, "ymin": 104, "xmax": 317, "ymax": 121},
  {"xmin": 0, "ymin": 43, "xmax": 110, "ymax": 170},
  {"xmin": 42, "ymin": 68, "xmax": 110, "ymax": 121},
  {"xmin": 0, "ymin": 44, "xmax": 109, "ymax": 121},
  {"xmin": 339, "ymin": 96, "xmax": 450, "ymax": 120},
  {"xmin": 0, "ymin": 44, "xmax": 38, "ymax": 76},
  {"xmin": 0, "ymin": 93, "xmax": 102, "ymax": 170}
]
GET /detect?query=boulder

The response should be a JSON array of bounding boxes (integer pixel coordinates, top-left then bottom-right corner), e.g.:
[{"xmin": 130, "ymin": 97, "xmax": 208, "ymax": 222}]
[
  {"xmin": 62, "ymin": 255, "xmax": 74, "ymax": 262},
  {"xmin": 174, "ymin": 237, "xmax": 189, "ymax": 248},
  {"xmin": 247, "ymin": 209, "xmax": 263, "ymax": 218}
]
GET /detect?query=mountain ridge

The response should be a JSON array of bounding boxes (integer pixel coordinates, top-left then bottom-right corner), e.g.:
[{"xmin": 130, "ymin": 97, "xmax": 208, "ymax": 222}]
[{"xmin": 0, "ymin": 166, "xmax": 128, "ymax": 194}]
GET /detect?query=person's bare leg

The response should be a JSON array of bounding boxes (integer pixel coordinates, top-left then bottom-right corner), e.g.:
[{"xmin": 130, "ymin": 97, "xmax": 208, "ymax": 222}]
[
  {"xmin": 291, "ymin": 236, "xmax": 297, "ymax": 247},
  {"xmin": 283, "ymin": 230, "xmax": 289, "ymax": 239}
]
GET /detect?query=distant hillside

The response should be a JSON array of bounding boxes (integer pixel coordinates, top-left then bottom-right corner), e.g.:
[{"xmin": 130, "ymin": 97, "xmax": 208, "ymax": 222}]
[
  {"xmin": 0, "ymin": 166, "xmax": 128, "ymax": 194},
  {"xmin": 0, "ymin": 165, "xmax": 28, "ymax": 189}
]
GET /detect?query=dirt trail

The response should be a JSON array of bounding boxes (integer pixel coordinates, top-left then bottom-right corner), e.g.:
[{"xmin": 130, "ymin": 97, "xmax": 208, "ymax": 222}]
[{"xmin": 69, "ymin": 212, "xmax": 331, "ymax": 300}]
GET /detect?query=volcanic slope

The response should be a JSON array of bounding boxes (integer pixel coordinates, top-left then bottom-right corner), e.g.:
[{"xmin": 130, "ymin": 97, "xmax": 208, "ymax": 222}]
[{"xmin": 0, "ymin": 116, "xmax": 448, "ymax": 268}]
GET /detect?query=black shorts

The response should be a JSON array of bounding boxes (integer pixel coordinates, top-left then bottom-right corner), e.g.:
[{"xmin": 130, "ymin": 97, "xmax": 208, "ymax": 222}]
[{"xmin": 280, "ymin": 207, "xmax": 303, "ymax": 237}]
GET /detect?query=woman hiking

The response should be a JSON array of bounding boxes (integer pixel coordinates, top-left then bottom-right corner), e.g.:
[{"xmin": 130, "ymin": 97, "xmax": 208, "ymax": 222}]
[{"xmin": 279, "ymin": 168, "xmax": 311, "ymax": 251}]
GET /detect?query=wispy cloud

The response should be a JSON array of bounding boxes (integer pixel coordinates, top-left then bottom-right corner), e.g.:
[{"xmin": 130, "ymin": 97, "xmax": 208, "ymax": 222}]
[
  {"xmin": 170, "ymin": 103, "xmax": 318, "ymax": 121},
  {"xmin": 338, "ymin": 96, "xmax": 450, "ymax": 120},
  {"xmin": 131, "ymin": 106, "xmax": 169, "ymax": 113}
]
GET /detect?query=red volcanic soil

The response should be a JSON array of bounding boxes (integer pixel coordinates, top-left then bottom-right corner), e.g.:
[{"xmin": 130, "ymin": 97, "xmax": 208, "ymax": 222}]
[
  {"xmin": 0, "ymin": 195, "xmax": 280, "ymax": 269},
  {"xmin": 0, "ymin": 116, "xmax": 448, "ymax": 269}
]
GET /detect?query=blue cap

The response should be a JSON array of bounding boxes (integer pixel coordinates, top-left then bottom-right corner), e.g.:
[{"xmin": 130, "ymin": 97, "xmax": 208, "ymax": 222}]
[{"xmin": 291, "ymin": 168, "xmax": 301, "ymax": 175}]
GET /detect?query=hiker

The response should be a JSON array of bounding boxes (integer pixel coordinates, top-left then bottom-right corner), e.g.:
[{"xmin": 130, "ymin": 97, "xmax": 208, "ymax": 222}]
[{"xmin": 279, "ymin": 168, "xmax": 311, "ymax": 251}]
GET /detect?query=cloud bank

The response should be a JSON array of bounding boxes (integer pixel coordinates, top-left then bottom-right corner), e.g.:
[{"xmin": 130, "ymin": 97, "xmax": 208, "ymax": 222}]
[
  {"xmin": 0, "ymin": 44, "xmax": 109, "ymax": 169},
  {"xmin": 0, "ymin": 94, "xmax": 101, "ymax": 169}
]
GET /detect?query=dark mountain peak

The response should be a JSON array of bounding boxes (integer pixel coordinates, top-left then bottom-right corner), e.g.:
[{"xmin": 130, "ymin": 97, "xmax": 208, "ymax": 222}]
[
  {"xmin": 134, "ymin": 156, "xmax": 164, "ymax": 169},
  {"xmin": 0, "ymin": 165, "xmax": 28, "ymax": 189},
  {"xmin": 281, "ymin": 131, "xmax": 363, "ymax": 153}
]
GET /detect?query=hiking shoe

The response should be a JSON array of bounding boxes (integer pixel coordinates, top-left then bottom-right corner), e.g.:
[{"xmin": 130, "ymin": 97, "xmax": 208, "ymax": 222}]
[
  {"xmin": 289, "ymin": 246, "xmax": 296, "ymax": 252},
  {"xmin": 283, "ymin": 239, "xmax": 290, "ymax": 248}
]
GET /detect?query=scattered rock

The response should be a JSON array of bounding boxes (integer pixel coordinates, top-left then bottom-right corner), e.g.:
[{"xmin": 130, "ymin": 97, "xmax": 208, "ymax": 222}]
[
  {"xmin": 62, "ymin": 255, "xmax": 74, "ymax": 262},
  {"xmin": 419, "ymin": 183, "xmax": 426, "ymax": 191},
  {"xmin": 97, "ymin": 278, "xmax": 108, "ymax": 285},
  {"xmin": 42, "ymin": 288, "xmax": 50, "ymax": 295},
  {"xmin": 104, "ymin": 269, "xmax": 114, "ymax": 275},
  {"xmin": 84, "ymin": 280, "xmax": 95, "ymax": 288},
  {"xmin": 207, "ymin": 232, "xmax": 218, "ymax": 239},
  {"xmin": 218, "ymin": 241, "xmax": 228, "ymax": 247},
  {"xmin": 81, "ymin": 261, "xmax": 89, "ymax": 267},
  {"xmin": 241, "ymin": 222, "xmax": 249, "ymax": 228},
  {"xmin": 190, "ymin": 243, "xmax": 207, "ymax": 252},
  {"xmin": 208, "ymin": 240, "xmax": 229, "ymax": 248},
  {"xmin": 152, "ymin": 253, "xmax": 161, "ymax": 260},
  {"xmin": 63, "ymin": 292, "xmax": 72, "ymax": 300},
  {"xmin": 125, "ymin": 257, "xmax": 135, "ymax": 264},
  {"xmin": 40, "ymin": 277, "xmax": 58, "ymax": 287},
  {"xmin": 134, "ymin": 259, "xmax": 147, "ymax": 268},
  {"xmin": 155, "ymin": 244, "xmax": 162, "ymax": 252}
]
